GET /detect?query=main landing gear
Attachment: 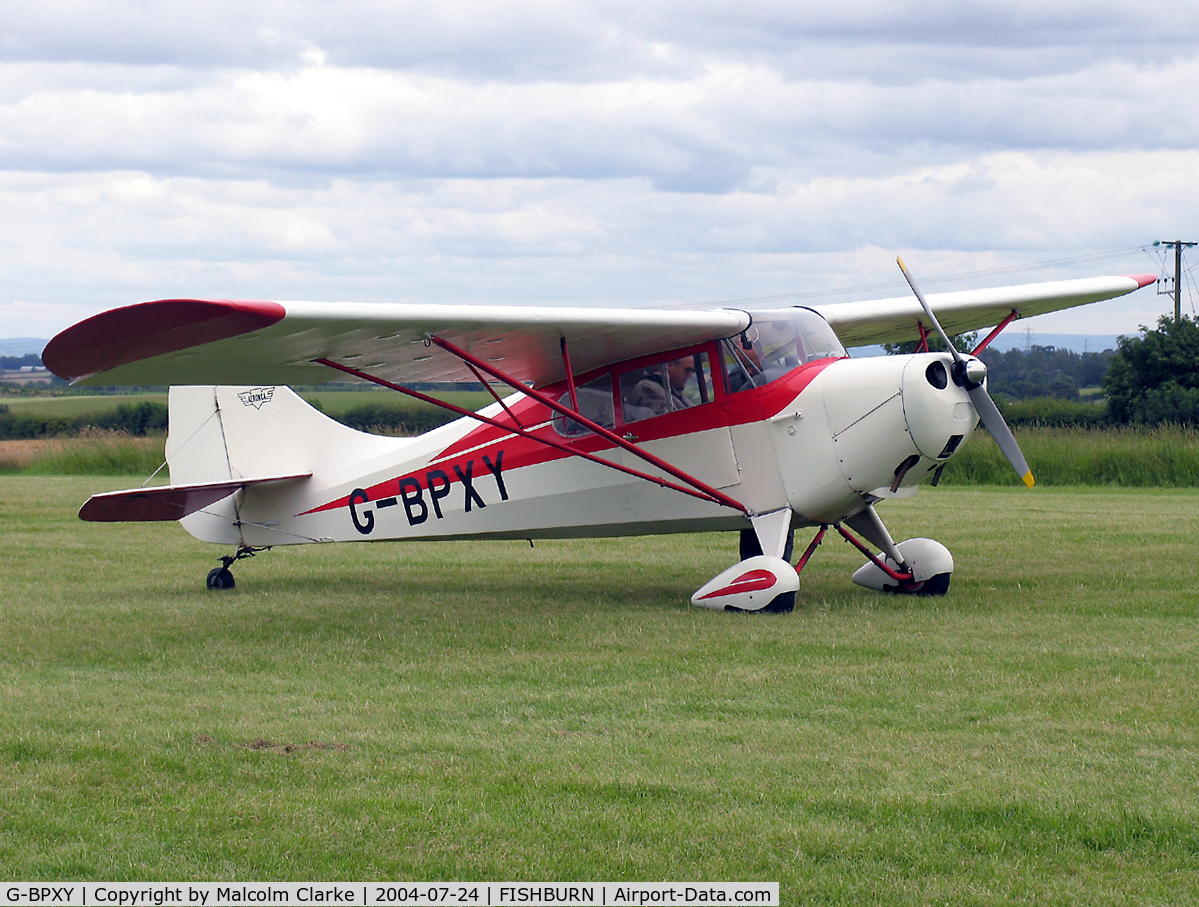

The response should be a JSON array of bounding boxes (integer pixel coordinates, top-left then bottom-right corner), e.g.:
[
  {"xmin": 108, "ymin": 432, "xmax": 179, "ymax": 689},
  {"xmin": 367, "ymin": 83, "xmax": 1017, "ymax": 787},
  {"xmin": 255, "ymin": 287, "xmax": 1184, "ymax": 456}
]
[
  {"xmin": 691, "ymin": 504, "xmax": 954, "ymax": 613},
  {"xmin": 205, "ymin": 546, "xmax": 271, "ymax": 590}
]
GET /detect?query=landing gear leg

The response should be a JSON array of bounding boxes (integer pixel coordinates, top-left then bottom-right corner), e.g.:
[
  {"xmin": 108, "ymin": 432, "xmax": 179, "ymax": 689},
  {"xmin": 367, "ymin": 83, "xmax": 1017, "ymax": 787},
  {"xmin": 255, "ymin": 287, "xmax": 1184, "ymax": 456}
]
[
  {"xmin": 205, "ymin": 545, "xmax": 271, "ymax": 591},
  {"xmin": 739, "ymin": 527, "xmax": 795, "ymax": 561}
]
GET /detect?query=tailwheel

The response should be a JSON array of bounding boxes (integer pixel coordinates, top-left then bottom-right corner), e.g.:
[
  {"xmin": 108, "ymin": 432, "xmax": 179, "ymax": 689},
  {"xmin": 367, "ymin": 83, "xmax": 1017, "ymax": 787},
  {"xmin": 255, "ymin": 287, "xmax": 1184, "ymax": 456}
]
[
  {"xmin": 206, "ymin": 567, "xmax": 235, "ymax": 590},
  {"xmin": 205, "ymin": 545, "xmax": 270, "ymax": 591}
]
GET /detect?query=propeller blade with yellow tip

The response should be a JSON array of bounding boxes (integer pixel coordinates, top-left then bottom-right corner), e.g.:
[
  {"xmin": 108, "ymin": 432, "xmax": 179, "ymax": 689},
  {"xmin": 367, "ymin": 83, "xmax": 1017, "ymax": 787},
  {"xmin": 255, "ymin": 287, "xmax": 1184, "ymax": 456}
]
[{"xmin": 898, "ymin": 256, "xmax": 1035, "ymax": 488}]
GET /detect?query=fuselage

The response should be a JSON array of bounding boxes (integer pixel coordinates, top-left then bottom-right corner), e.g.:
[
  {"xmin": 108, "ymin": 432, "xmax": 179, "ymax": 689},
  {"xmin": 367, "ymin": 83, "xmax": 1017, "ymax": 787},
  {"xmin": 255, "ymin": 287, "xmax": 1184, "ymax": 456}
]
[{"xmin": 171, "ymin": 308, "xmax": 978, "ymax": 549}]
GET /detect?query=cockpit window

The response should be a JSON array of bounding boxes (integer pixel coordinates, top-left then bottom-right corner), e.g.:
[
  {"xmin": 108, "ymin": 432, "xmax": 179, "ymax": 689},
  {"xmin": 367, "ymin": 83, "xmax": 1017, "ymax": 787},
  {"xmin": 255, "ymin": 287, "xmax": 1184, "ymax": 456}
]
[
  {"xmin": 723, "ymin": 307, "xmax": 846, "ymax": 392},
  {"xmin": 619, "ymin": 352, "xmax": 712, "ymax": 424},
  {"xmin": 553, "ymin": 373, "xmax": 615, "ymax": 437}
]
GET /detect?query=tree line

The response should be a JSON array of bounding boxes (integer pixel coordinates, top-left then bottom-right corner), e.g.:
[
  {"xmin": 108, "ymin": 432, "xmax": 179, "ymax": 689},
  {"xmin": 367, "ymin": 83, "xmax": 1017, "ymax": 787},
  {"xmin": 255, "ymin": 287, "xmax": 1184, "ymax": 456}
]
[
  {"xmin": 0, "ymin": 399, "xmax": 458, "ymax": 440},
  {"xmin": 979, "ymin": 345, "xmax": 1113, "ymax": 401},
  {"xmin": 887, "ymin": 315, "xmax": 1199, "ymax": 428},
  {"xmin": 0, "ymin": 354, "xmax": 44, "ymax": 370}
]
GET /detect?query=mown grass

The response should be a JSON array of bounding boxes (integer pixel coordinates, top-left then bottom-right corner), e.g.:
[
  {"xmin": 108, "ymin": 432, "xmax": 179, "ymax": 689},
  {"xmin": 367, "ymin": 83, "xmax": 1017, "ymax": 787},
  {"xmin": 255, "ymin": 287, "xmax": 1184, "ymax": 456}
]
[{"xmin": 2, "ymin": 478, "xmax": 1199, "ymax": 903}]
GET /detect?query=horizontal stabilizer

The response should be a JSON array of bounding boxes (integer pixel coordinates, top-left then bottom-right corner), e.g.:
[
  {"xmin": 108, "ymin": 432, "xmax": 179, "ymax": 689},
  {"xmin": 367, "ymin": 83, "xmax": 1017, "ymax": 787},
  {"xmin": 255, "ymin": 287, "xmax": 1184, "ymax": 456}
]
[{"xmin": 79, "ymin": 473, "xmax": 311, "ymax": 522}]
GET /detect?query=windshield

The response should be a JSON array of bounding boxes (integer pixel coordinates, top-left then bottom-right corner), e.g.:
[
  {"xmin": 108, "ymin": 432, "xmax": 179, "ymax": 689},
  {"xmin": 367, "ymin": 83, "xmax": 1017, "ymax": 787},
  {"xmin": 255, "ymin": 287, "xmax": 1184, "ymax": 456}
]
[{"xmin": 724, "ymin": 307, "xmax": 846, "ymax": 391}]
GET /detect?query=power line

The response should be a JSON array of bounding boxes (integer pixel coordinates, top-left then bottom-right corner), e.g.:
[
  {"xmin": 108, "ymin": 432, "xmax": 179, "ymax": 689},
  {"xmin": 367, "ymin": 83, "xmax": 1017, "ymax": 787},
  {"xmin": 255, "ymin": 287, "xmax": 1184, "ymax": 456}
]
[
  {"xmin": 1154, "ymin": 240, "xmax": 1197, "ymax": 322},
  {"xmin": 706, "ymin": 245, "xmax": 1151, "ymax": 308}
]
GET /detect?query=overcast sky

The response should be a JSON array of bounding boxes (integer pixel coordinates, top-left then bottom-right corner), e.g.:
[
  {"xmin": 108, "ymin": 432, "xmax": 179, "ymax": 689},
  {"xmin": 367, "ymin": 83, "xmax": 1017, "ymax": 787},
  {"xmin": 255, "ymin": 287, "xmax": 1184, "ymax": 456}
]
[{"xmin": 4, "ymin": 0, "xmax": 1199, "ymax": 343}]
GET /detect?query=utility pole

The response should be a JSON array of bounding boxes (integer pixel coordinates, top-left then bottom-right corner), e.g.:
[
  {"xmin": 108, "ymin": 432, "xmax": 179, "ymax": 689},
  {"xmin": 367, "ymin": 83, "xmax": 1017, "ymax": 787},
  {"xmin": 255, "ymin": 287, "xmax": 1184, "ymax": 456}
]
[{"xmin": 1155, "ymin": 240, "xmax": 1197, "ymax": 322}]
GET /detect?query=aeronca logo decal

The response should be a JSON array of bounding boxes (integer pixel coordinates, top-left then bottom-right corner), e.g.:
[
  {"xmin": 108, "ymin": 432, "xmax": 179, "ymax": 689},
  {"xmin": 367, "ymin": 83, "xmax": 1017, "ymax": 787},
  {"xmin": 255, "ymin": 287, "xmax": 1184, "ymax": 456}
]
[
  {"xmin": 238, "ymin": 387, "xmax": 275, "ymax": 409},
  {"xmin": 303, "ymin": 449, "xmax": 509, "ymax": 535}
]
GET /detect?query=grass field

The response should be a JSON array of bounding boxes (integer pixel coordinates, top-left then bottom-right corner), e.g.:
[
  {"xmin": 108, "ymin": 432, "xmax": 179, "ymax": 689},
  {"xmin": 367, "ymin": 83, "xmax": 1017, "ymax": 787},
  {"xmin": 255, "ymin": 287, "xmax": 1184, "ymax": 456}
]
[{"xmin": 2, "ymin": 477, "xmax": 1199, "ymax": 902}]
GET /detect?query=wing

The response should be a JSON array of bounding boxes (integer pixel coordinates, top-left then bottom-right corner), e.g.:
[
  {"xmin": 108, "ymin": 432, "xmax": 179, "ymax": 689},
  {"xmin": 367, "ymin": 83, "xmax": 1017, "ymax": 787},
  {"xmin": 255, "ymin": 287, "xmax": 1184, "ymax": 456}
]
[
  {"xmin": 809, "ymin": 274, "xmax": 1156, "ymax": 348},
  {"xmin": 43, "ymin": 299, "xmax": 752, "ymax": 388},
  {"xmin": 44, "ymin": 273, "xmax": 1154, "ymax": 388}
]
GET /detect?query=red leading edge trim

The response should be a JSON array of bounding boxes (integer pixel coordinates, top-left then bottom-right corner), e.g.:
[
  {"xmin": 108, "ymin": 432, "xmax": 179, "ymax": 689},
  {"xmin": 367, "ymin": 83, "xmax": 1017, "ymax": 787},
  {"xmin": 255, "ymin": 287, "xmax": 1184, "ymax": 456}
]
[
  {"xmin": 1127, "ymin": 274, "xmax": 1158, "ymax": 289},
  {"xmin": 43, "ymin": 299, "xmax": 286, "ymax": 382}
]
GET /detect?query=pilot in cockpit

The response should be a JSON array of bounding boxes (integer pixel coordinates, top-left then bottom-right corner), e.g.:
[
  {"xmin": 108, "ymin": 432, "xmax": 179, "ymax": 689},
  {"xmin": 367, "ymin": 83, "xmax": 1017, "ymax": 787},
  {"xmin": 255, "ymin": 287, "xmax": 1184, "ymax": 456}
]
[{"xmin": 628, "ymin": 358, "xmax": 696, "ymax": 416}]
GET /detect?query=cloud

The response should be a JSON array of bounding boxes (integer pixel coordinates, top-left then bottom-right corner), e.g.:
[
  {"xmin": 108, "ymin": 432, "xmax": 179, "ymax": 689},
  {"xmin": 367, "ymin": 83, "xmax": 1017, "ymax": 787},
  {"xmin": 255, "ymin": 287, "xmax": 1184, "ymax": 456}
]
[
  {"xmin": 1, "ymin": 0, "xmax": 1198, "ymax": 340},
  {"xmin": 2, "ymin": 146, "xmax": 1190, "ymax": 337},
  {"xmin": 6, "ymin": 1, "xmax": 1197, "ymax": 76},
  {"xmin": 2, "ymin": 53, "xmax": 1197, "ymax": 191}
]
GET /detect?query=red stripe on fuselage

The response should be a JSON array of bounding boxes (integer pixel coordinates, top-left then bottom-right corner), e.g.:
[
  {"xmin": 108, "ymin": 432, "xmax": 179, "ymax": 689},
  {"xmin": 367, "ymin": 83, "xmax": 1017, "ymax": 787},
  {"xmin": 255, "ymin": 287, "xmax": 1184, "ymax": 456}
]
[{"xmin": 301, "ymin": 354, "xmax": 840, "ymax": 517}]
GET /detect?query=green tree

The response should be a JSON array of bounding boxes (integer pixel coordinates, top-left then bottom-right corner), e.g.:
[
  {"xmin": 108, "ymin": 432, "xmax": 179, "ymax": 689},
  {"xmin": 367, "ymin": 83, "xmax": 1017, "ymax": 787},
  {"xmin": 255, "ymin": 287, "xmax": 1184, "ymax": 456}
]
[
  {"xmin": 1103, "ymin": 315, "xmax": 1199, "ymax": 425},
  {"xmin": 882, "ymin": 330, "xmax": 978, "ymax": 356},
  {"xmin": 978, "ymin": 345, "xmax": 1114, "ymax": 400}
]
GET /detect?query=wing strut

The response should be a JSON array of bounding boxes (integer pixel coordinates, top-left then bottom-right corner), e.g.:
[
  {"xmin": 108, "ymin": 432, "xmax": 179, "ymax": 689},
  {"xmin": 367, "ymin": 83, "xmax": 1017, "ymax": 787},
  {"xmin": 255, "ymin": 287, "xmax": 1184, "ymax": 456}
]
[
  {"xmin": 915, "ymin": 322, "xmax": 930, "ymax": 353},
  {"xmin": 314, "ymin": 355, "xmax": 748, "ymax": 514},
  {"xmin": 560, "ymin": 337, "xmax": 580, "ymax": 414},
  {"xmin": 971, "ymin": 309, "xmax": 1020, "ymax": 355},
  {"xmin": 428, "ymin": 335, "xmax": 747, "ymax": 513},
  {"xmin": 461, "ymin": 358, "xmax": 526, "ymax": 429}
]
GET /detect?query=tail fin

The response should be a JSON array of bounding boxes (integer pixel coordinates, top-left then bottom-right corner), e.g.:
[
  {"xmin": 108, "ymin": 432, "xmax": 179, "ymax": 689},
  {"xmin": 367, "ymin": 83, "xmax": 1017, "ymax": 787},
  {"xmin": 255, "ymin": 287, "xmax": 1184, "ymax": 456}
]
[{"xmin": 166, "ymin": 385, "xmax": 410, "ymax": 544}]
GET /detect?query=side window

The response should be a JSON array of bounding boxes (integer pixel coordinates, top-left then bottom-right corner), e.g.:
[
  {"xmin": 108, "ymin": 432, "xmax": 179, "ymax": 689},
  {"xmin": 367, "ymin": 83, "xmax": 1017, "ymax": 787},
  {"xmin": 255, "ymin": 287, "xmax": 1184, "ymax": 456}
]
[
  {"xmin": 552, "ymin": 373, "xmax": 615, "ymax": 437},
  {"xmin": 619, "ymin": 352, "xmax": 711, "ymax": 424},
  {"xmin": 722, "ymin": 338, "xmax": 762, "ymax": 394}
]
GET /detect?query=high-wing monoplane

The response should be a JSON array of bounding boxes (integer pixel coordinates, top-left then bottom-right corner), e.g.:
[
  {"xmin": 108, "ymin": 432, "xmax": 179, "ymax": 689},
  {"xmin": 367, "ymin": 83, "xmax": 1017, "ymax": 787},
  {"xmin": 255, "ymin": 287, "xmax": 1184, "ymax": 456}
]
[{"xmin": 43, "ymin": 264, "xmax": 1154, "ymax": 611}]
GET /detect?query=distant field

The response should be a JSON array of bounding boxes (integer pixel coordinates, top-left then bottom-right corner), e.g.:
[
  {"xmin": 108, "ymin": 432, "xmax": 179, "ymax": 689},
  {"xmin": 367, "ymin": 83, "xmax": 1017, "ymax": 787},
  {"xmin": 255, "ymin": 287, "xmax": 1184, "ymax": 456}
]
[
  {"xmin": 1, "ymin": 389, "xmax": 494, "ymax": 420},
  {"xmin": 2, "ymin": 479, "xmax": 1199, "ymax": 901},
  {"xmin": 1, "ymin": 393, "xmax": 168, "ymax": 418},
  {"xmin": 0, "ymin": 390, "xmax": 496, "ymax": 445},
  {"xmin": 303, "ymin": 389, "xmax": 493, "ymax": 415}
]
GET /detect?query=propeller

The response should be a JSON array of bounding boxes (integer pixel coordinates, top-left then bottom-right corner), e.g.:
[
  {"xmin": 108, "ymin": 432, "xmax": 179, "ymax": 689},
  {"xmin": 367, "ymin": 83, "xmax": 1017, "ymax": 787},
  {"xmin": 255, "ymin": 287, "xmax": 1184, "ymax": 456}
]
[{"xmin": 897, "ymin": 257, "xmax": 1035, "ymax": 488}]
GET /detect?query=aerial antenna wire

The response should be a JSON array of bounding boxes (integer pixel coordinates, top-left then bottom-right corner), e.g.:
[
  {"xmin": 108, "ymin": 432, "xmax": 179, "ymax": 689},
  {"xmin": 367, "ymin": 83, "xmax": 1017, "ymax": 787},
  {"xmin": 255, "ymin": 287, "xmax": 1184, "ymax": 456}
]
[{"xmin": 688, "ymin": 245, "xmax": 1152, "ymax": 309}]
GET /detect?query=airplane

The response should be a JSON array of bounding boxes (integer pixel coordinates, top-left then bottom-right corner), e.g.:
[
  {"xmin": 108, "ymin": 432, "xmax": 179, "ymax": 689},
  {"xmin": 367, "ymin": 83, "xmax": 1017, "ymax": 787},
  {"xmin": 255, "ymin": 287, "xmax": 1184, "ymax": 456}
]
[{"xmin": 42, "ymin": 263, "xmax": 1155, "ymax": 612}]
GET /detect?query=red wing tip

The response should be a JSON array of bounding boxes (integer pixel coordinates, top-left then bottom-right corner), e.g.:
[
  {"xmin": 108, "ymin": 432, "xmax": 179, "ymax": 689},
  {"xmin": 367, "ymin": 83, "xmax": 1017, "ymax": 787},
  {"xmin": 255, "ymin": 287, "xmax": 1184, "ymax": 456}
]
[
  {"xmin": 44, "ymin": 298, "xmax": 286, "ymax": 381},
  {"xmin": 1125, "ymin": 274, "xmax": 1158, "ymax": 289}
]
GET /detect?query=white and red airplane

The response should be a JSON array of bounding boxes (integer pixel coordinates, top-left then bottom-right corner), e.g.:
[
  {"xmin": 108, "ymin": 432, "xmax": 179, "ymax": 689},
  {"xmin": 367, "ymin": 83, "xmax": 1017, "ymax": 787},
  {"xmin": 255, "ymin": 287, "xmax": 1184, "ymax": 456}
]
[{"xmin": 43, "ymin": 263, "xmax": 1154, "ymax": 612}]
